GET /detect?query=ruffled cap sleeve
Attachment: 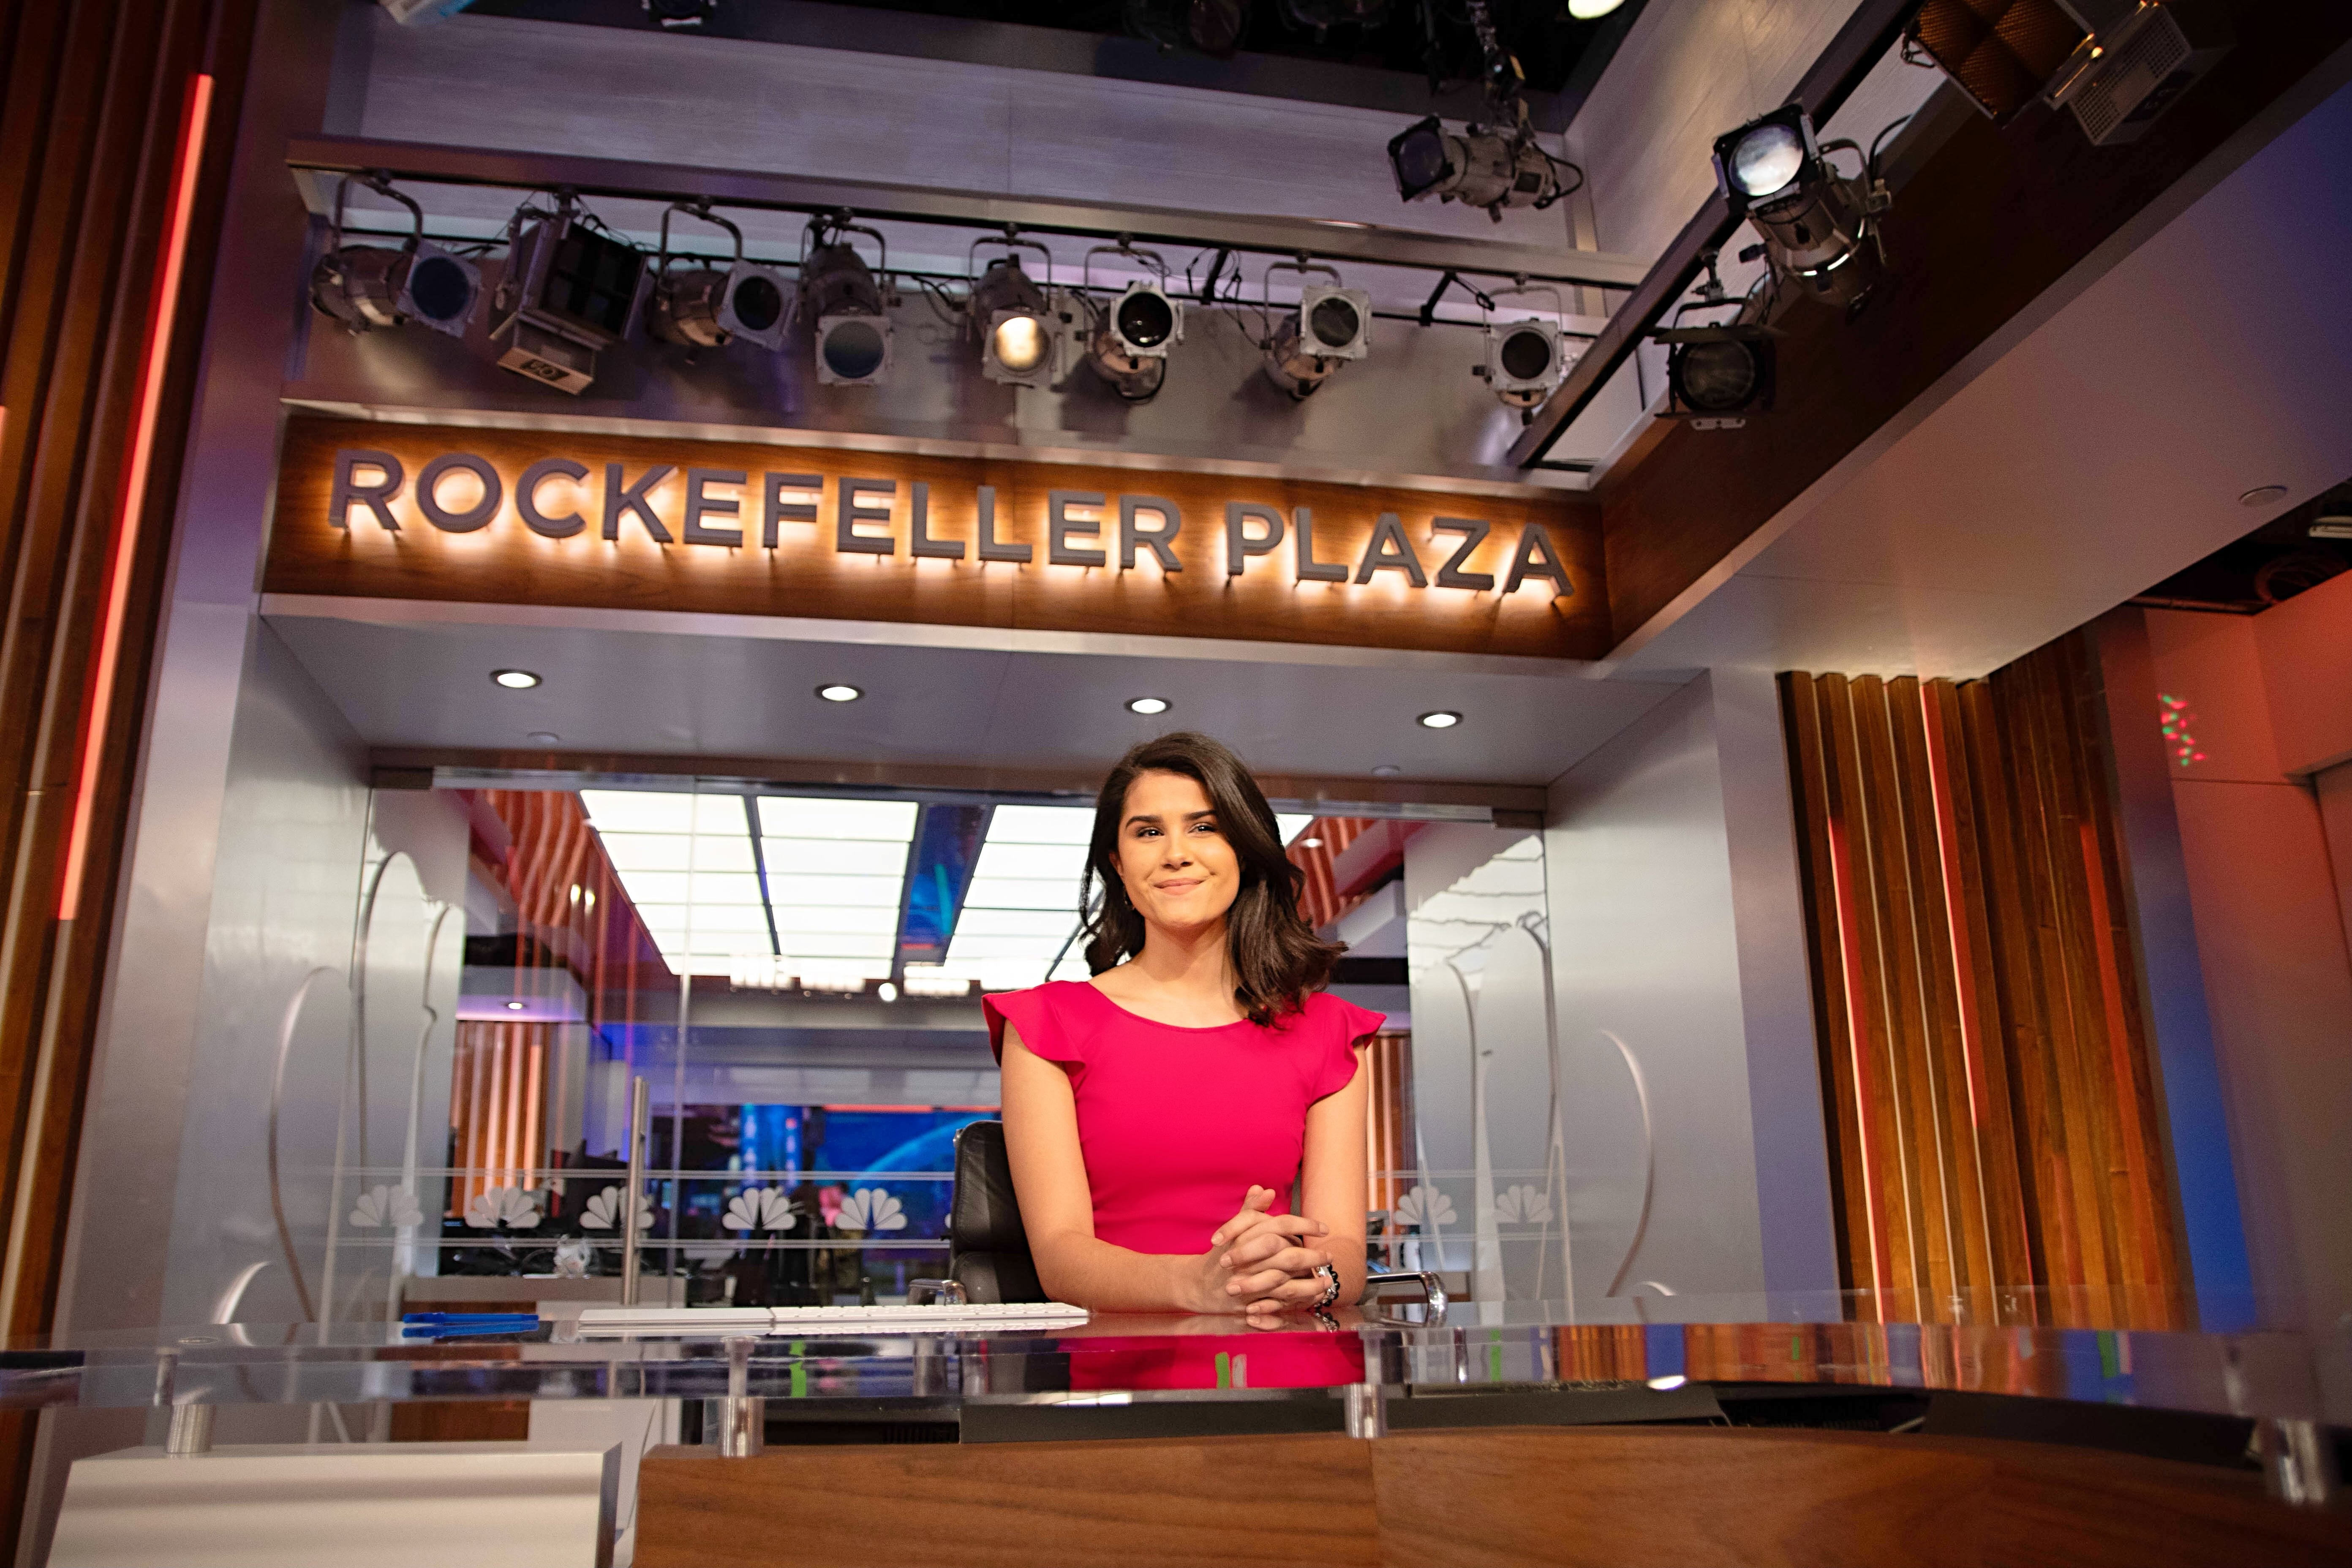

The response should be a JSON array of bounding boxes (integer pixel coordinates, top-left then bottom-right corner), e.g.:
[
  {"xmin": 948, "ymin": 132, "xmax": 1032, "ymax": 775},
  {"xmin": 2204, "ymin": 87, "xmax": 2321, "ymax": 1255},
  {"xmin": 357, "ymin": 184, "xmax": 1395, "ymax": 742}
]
[
  {"xmin": 983, "ymin": 984, "xmax": 1086, "ymax": 1067},
  {"xmin": 1307, "ymin": 993, "xmax": 1385, "ymax": 1100}
]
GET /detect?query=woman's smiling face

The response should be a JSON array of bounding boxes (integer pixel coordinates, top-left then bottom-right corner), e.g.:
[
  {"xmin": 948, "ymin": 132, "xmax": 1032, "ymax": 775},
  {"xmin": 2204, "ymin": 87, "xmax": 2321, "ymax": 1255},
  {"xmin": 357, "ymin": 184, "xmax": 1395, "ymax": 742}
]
[{"xmin": 1113, "ymin": 769, "xmax": 1241, "ymax": 936}]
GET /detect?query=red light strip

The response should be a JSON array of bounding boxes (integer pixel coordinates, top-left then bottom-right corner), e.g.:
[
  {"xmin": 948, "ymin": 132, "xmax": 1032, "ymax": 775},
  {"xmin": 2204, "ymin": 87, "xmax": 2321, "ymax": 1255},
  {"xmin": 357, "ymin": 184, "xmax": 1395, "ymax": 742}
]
[{"xmin": 58, "ymin": 74, "xmax": 213, "ymax": 921}]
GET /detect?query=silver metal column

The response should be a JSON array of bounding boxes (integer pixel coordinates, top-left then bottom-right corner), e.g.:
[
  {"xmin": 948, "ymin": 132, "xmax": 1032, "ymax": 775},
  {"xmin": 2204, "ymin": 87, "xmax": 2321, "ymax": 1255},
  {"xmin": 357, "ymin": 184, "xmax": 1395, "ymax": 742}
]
[
  {"xmin": 2256, "ymin": 1417, "xmax": 2339, "ymax": 1508},
  {"xmin": 1344, "ymin": 1333, "xmax": 1386, "ymax": 1440},
  {"xmin": 619, "ymin": 1077, "xmax": 649, "ymax": 1308},
  {"xmin": 163, "ymin": 1404, "xmax": 215, "ymax": 1457},
  {"xmin": 717, "ymin": 1336, "xmax": 764, "ymax": 1458}
]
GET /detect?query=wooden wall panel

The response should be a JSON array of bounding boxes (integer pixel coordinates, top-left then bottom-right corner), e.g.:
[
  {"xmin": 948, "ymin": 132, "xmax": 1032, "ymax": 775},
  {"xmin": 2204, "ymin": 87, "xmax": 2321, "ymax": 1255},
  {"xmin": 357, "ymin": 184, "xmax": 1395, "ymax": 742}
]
[
  {"xmin": 0, "ymin": 0, "xmax": 257, "ymax": 1546},
  {"xmin": 1780, "ymin": 633, "xmax": 2184, "ymax": 1327},
  {"xmin": 265, "ymin": 419, "xmax": 1610, "ymax": 660}
]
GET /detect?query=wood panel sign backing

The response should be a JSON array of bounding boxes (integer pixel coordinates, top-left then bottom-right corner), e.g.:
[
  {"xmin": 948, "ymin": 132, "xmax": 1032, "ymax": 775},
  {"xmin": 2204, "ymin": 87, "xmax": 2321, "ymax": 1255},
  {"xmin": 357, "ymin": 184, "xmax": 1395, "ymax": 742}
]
[{"xmin": 266, "ymin": 419, "xmax": 1608, "ymax": 659}]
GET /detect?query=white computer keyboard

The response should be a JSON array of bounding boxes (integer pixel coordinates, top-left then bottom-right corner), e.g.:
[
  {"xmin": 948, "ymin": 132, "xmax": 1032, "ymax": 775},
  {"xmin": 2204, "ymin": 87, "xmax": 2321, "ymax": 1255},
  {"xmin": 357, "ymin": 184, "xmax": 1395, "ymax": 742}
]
[{"xmin": 572, "ymin": 1301, "xmax": 1089, "ymax": 1337}]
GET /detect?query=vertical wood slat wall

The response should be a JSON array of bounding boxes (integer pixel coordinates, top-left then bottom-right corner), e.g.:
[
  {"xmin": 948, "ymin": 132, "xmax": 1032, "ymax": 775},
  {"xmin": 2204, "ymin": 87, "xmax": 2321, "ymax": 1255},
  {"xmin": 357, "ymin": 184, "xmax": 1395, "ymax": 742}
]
[
  {"xmin": 0, "ymin": 0, "xmax": 256, "ymax": 1547},
  {"xmin": 1780, "ymin": 636, "xmax": 2184, "ymax": 1328}
]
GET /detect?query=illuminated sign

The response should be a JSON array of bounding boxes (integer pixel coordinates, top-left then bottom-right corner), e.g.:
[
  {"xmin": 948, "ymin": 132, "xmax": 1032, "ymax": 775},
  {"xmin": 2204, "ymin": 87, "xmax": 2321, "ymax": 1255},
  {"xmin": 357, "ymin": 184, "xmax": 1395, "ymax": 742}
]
[{"xmin": 269, "ymin": 419, "xmax": 1609, "ymax": 659}]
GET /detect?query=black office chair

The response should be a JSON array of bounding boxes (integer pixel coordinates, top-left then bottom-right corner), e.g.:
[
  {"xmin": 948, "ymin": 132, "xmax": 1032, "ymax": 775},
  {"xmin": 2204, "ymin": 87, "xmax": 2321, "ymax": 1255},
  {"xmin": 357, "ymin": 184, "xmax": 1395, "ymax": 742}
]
[
  {"xmin": 939, "ymin": 1119, "xmax": 1447, "ymax": 1313},
  {"xmin": 945, "ymin": 1120, "xmax": 1046, "ymax": 1304}
]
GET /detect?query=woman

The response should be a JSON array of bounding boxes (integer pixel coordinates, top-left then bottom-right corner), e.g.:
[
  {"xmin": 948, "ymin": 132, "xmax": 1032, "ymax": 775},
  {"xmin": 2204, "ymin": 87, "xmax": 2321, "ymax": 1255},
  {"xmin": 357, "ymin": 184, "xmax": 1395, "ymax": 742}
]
[{"xmin": 986, "ymin": 731, "xmax": 1382, "ymax": 1320}]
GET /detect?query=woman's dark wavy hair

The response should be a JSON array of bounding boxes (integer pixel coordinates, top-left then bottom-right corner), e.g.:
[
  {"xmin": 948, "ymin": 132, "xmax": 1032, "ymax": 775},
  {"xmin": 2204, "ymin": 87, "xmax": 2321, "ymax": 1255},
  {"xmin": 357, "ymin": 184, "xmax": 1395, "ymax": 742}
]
[{"xmin": 1079, "ymin": 731, "xmax": 1342, "ymax": 1025}]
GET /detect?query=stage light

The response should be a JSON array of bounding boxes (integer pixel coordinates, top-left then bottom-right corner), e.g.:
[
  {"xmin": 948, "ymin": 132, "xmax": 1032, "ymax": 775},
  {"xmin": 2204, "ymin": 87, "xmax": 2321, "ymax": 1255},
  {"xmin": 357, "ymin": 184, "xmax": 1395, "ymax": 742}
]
[
  {"xmin": 800, "ymin": 216, "xmax": 893, "ymax": 386},
  {"xmin": 1713, "ymin": 106, "xmax": 1885, "ymax": 313},
  {"xmin": 492, "ymin": 669, "xmax": 541, "ymax": 689},
  {"xmin": 1479, "ymin": 319, "xmax": 1568, "ymax": 410},
  {"xmin": 1387, "ymin": 114, "xmax": 1565, "ymax": 222},
  {"xmin": 1906, "ymin": 0, "xmax": 2085, "ymax": 123},
  {"xmin": 1656, "ymin": 324, "xmax": 1778, "ymax": 427},
  {"xmin": 1418, "ymin": 710, "xmax": 1462, "ymax": 730},
  {"xmin": 1260, "ymin": 260, "xmax": 1370, "ymax": 401},
  {"xmin": 490, "ymin": 193, "xmax": 648, "ymax": 394},
  {"xmin": 2043, "ymin": 1, "xmax": 2230, "ymax": 147},
  {"xmin": 1086, "ymin": 278, "xmax": 1182, "ymax": 403},
  {"xmin": 309, "ymin": 174, "xmax": 482, "ymax": 340},
  {"xmin": 970, "ymin": 251, "xmax": 1055, "ymax": 388},
  {"xmin": 646, "ymin": 202, "xmax": 789, "ymax": 352},
  {"xmin": 817, "ymin": 683, "xmax": 863, "ymax": 703},
  {"xmin": 1126, "ymin": 696, "xmax": 1170, "ymax": 715}
]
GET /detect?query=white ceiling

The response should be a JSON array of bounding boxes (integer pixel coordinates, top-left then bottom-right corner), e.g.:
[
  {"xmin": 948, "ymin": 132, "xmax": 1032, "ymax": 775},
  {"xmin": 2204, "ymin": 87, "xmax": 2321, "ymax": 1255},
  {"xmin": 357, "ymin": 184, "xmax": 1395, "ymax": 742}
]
[
  {"xmin": 1610, "ymin": 62, "xmax": 2352, "ymax": 681},
  {"xmin": 264, "ymin": 601, "xmax": 1687, "ymax": 788}
]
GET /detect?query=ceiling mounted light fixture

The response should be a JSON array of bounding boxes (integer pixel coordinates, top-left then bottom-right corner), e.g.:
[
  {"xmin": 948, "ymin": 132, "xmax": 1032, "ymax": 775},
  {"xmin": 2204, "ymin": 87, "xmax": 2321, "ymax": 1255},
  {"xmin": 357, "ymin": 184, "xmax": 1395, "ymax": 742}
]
[
  {"xmin": 816, "ymin": 683, "xmax": 864, "ymax": 703},
  {"xmin": 492, "ymin": 669, "xmax": 542, "ymax": 689},
  {"xmin": 800, "ymin": 212, "xmax": 894, "ymax": 387},
  {"xmin": 1566, "ymin": 0, "xmax": 1626, "ymax": 15},
  {"xmin": 309, "ymin": 173, "xmax": 482, "ymax": 340},
  {"xmin": 1481, "ymin": 320, "xmax": 1569, "ymax": 409},
  {"xmin": 1417, "ymin": 710, "xmax": 1462, "ymax": 730},
  {"xmin": 1125, "ymin": 696, "xmax": 1171, "ymax": 715},
  {"xmin": 1387, "ymin": 109, "xmax": 1576, "ymax": 223},
  {"xmin": 1714, "ymin": 105, "xmax": 1888, "ymax": 315},
  {"xmin": 490, "ymin": 193, "xmax": 648, "ymax": 394},
  {"xmin": 1260, "ymin": 256, "xmax": 1371, "ymax": 401},
  {"xmin": 1082, "ymin": 243, "xmax": 1181, "ymax": 403},
  {"xmin": 645, "ymin": 200, "xmax": 790, "ymax": 353},
  {"xmin": 1470, "ymin": 281, "xmax": 1574, "ymax": 416},
  {"xmin": 969, "ymin": 234, "xmax": 1059, "ymax": 388},
  {"xmin": 1654, "ymin": 254, "xmax": 1779, "ymax": 430}
]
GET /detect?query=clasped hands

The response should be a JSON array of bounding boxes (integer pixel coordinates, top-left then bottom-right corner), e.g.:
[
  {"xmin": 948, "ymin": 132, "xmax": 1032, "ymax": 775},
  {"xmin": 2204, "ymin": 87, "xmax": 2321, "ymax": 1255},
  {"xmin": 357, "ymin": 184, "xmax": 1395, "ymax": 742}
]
[{"xmin": 1193, "ymin": 1185, "xmax": 1333, "ymax": 1321}]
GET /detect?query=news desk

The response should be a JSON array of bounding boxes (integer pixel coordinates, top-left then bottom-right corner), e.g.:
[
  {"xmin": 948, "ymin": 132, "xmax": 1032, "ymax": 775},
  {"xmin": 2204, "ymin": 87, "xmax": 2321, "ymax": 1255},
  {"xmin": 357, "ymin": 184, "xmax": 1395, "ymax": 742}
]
[{"xmin": 10, "ymin": 1292, "xmax": 2348, "ymax": 1567}]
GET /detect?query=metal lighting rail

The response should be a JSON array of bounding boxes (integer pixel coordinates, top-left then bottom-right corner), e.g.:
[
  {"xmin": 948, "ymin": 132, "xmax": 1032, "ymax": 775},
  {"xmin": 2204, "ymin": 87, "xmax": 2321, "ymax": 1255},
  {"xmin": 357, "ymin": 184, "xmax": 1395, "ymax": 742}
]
[
  {"xmin": 282, "ymin": 135, "xmax": 1652, "ymax": 293},
  {"xmin": 1506, "ymin": 0, "xmax": 1925, "ymax": 468}
]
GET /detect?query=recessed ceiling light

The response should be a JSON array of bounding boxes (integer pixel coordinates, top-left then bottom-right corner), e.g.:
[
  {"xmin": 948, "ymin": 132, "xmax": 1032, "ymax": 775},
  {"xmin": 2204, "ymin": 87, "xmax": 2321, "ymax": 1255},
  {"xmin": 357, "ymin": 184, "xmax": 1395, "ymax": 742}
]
[
  {"xmin": 816, "ymin": 683, "xmax": 863, "ymax": 703},
  {"xmin": 877, "ymin": 980, "xmax": 899, "ymax": 1003},
  {"xmin": 526, "ymin": 731, "xmax": 561, "ymax": 745},
  {"xmin": 504, "ymin": 1000, "xmax": 526, "ymax": 1012},
  {"xmin": 1372, "ymin": 764, "xmax": 1402, "ymax": 778},
  {"xmin": 1126, "ymin": 696, "xmax": 1170, "ymax": 715},
  {"xmin": 2238, "ymin": 485, "xmax": 2289, "ymax": 508},
  {"xmin": 1418, "ymin": 710, "xmax": 1462, "ymax": 729},
  {"xmin": 1301, "ymin": 836, "xmax": 1323, "ymax": 849},
  {"xmin": 492, "ymin": 669, "xmax": 541, "ymax": 690}
]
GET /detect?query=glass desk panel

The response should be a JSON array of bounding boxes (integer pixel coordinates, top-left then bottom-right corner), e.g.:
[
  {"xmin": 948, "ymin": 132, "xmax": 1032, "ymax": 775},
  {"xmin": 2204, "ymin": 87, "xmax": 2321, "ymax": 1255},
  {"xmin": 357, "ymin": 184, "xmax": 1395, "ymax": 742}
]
[{"xmin": 7, "ymin": 1294, "xmax": 2343, "ymax": 1426}]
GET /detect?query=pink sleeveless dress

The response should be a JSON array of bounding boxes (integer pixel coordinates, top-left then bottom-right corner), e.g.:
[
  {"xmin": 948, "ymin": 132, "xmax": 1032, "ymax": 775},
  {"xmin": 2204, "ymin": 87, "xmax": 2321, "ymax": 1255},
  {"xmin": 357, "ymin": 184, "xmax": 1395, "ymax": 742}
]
[
  {"xmin": 983, "ymin": 981, "xmax": 1385, "ymax": 1255},
  {"xmin": 984, "ymin": 981, "xmax": 1385, "ymax": 1391}
]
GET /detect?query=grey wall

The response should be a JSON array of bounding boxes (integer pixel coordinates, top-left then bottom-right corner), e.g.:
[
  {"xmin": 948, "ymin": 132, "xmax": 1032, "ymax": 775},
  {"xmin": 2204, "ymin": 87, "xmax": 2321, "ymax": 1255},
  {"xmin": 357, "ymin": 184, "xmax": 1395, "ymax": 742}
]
[{"xmin": 1542, "ymin": 671, "xmax": 1837, "ymax": 1307}]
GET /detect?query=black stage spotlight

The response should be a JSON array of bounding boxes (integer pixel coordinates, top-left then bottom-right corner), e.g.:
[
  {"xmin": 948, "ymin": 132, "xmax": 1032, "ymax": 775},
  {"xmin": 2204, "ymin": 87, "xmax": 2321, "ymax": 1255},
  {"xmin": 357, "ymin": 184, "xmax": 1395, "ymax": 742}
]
[
  {"xmin": 310, "ymin": 174, "xmax": 482, "ymax": 340},
  {"xmin": 645, "ymin": 201, "xmax": 790, "ymax": 353},
  {"xmin": 1714, "ymin": 105, "xmax": 1885, "ymax": 313},
  {"xmin": 800, "ymin": 215, "xmax": 893, "ymax": 387},
  {"xmin": 490, "ymin": 194, "xmax": 648, "ymax": 394},
  {"xmin": 1388, "ymin": 112, "xmax": 1568, "ymax": 223},
  {"xmin": 1260, "ymin": 259, "xmax": 1369, "ymax": 401},
  {"xmin": 1081, "ymin": 250, "xmax": 1182, "ymax": 402},
  {"xmin": 1657, "ymin": 324, "xmax": 1778, "ymax": 428},
  {"xmin": 969, "ymin": 237, "xmax": 1057, "ymax": 389}
]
